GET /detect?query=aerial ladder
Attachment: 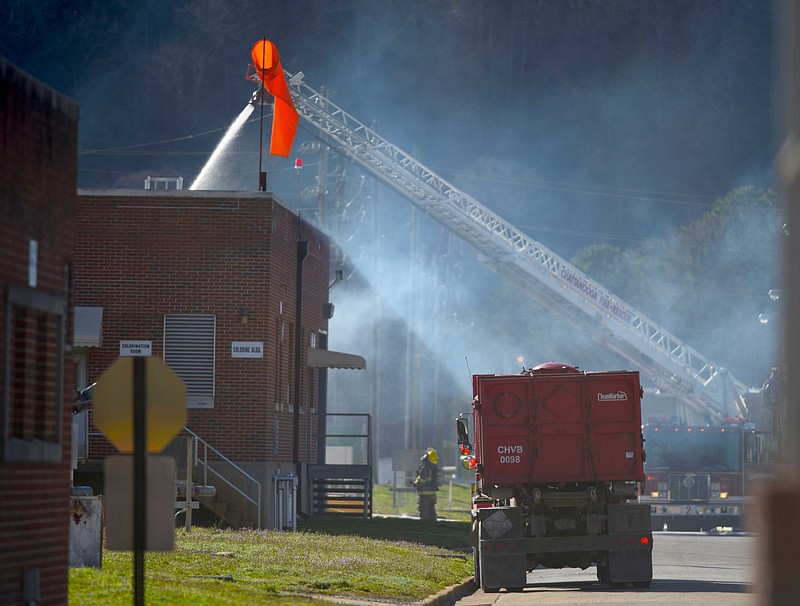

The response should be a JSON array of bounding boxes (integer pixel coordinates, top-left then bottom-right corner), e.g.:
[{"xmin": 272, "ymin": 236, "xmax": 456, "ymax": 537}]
[{"xmin": 281, "ymin": 70, "xmax": 752, "ymax": 424}]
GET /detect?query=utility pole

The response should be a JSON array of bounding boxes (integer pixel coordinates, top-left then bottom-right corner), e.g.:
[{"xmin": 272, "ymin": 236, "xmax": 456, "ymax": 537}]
[
  {"xmin": 370, "ymin": 172, "xmax": 382, "ymax": 478},
  {"xmin": 404, "ymin": 207, "xmax": 419, "ymax": 451}
]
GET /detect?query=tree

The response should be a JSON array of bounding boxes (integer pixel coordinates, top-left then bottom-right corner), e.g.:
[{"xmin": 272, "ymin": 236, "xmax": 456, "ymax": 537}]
[{"xmin": 571, "ymin": 186, "xmax": 781, "ymax": 385}]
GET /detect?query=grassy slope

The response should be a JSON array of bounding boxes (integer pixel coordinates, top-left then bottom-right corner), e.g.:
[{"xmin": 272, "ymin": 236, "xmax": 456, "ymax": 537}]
[{"xmin": 70, "ymin": 483, "xmax": 475, "ymax": 605}]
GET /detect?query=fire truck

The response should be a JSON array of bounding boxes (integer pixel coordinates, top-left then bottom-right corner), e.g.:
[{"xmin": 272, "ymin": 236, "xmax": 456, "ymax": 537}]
[
  {"xmin": 457, "ymin": 363, "xmax": 652, "ymax": 592},
  {"xmin": 640, "ymin": 417, "xmax": 777, "ymax": 531}
]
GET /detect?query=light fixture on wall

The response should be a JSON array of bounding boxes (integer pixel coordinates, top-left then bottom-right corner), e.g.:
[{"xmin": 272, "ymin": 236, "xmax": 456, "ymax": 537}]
[{"xmin": 240, "ymin": 308, "xmax": 249, "ymax": 324}]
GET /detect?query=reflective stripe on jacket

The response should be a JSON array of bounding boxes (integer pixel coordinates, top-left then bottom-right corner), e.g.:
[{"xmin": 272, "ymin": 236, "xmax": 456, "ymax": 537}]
[{"xmin": 413, "ymin": 459, "xmax": 439, "ymax": 495}]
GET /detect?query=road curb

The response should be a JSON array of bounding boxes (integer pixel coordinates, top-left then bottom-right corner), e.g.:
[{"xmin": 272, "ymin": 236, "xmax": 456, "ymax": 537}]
[{"xmin": 416, "ymin": 578, "xmax": 477, "ymax": 606}]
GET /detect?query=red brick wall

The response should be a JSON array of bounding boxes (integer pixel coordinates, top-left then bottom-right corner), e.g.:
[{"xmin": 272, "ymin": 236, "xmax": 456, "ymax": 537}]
[
  {"xmin": 0, "ymin": 58, "xmax": 77, "ymax": 606},
  {"xmin": 74, "ymin": 192, "xmax": 329, "ymax": 464}
]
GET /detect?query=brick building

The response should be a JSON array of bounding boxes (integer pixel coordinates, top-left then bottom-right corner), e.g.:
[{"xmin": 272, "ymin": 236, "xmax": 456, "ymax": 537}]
[
  {"xmin": 73, "ymin": 189, "xmax": 365, "ymax": 528},
  {"xmin": 1, "ymin": 58, "xmax": 78, "ymax": 605}
]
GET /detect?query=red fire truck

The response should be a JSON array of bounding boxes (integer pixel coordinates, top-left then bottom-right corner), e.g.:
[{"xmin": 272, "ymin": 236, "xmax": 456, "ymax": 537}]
[{"xmin": 640, "ymin": 417, "xmax": 777, "ymax": 531}]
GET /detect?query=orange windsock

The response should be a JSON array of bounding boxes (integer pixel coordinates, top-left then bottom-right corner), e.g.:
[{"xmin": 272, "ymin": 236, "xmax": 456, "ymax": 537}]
[{"xmin": 251, "ymin": 39, "xmax": 299, "ymax": 157}]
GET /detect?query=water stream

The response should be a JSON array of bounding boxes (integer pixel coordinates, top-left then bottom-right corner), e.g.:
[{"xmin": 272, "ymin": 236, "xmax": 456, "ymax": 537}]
[{"xmin": 189, "ymin": 103, "xmax": 255, "ymax": 190}]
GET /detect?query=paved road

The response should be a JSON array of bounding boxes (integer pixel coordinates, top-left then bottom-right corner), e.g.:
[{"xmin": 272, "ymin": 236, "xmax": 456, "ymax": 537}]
[{"xmin": 453, "ymin": 532, "xmax": 756, "ymax": 606}]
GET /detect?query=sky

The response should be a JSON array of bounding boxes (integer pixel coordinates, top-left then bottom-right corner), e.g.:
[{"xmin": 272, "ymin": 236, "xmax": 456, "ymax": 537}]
[{"xmin": 2, "ymin": 0, "xmax": 781, "ymax": 452}]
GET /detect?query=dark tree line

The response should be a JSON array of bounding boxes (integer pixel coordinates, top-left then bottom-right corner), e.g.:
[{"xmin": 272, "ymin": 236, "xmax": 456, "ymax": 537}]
[
  {"xmin": 568, "ymin": 186, "xmax": 781, "ymax": 386},
  {"xmin": 2, "ymin": 1, "xmax": 774, "ymax": 202}
]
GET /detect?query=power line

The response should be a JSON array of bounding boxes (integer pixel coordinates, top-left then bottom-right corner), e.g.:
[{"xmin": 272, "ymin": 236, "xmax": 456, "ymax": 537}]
[{"xmin": 78, "ymin": 116, "xmax": 264, "ymax": 155}]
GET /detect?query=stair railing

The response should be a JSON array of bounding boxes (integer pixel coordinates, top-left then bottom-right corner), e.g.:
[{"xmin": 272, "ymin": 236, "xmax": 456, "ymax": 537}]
[{"xmin": 183, "ymin": 427, "xmax": 262, "ymax": 528}]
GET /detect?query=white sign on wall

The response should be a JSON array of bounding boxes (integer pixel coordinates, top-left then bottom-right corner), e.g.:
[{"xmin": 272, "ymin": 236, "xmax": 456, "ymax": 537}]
[
  {"xmin": 231, "ymin": 341, "xmax": 264, "ymax": 358},
  {"xmin": 119, "ymin": 341, "xmax": 152, "ymax": 357}
]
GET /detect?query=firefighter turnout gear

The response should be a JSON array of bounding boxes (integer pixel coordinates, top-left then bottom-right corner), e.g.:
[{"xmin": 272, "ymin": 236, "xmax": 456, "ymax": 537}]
[{"xmin": 413, "ymin": 448, "xmax": 440, "ymax": 521}]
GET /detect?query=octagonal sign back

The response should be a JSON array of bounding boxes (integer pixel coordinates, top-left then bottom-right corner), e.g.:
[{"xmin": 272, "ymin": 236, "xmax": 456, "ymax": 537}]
[{"xmin": 92, "ymin": 356, "xmax": 187, "ymax": 453}]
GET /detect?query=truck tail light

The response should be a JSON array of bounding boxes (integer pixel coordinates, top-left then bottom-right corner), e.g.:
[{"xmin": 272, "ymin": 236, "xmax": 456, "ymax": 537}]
[
  {"xmin": 473, "ymin": 497, "xmax": 494, "ymax": 511},
  {"xmin": 481, "ymin": 541, "xmax": 520, "ymax": 553}
]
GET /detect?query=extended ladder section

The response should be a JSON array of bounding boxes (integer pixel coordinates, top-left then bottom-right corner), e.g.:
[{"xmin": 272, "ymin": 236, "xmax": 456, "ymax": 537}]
[{"xmin": 284, "ymin": 71, "xmax": 751, "ymax": 423}]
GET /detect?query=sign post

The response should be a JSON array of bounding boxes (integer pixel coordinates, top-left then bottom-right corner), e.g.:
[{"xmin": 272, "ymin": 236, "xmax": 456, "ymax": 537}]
[
  {"xmin": 133, "ymin": 357, "xmax": 146, "ymax": 606},
  {"xmin": 92, "ymin": 356, "xmax": 187, "ymax": 606}
]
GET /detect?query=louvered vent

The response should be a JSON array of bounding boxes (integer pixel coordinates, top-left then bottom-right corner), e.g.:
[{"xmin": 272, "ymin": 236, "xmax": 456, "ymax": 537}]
[{"xmin": 164, "ymin": 314, "xmax": 216, "ymax": 408}]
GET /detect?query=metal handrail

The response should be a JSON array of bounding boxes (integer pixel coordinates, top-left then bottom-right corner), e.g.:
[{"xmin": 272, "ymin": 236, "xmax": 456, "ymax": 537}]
[{"xmin": 182, "ymin": 427, "xmax": 261, "ymax": 528}]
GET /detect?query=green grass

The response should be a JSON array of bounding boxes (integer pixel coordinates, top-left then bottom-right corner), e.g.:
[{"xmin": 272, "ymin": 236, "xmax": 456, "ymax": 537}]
[
  {"xmin": 301, "ymin": 515, "xmax": 471, "ymax": 551},
  {"xmin": 371, "ymin": 480, "xmax": 473, "ymax": 522},
  {"xmin": 70, "ymin": 508, "xmax": 474, "ymax": 604}
]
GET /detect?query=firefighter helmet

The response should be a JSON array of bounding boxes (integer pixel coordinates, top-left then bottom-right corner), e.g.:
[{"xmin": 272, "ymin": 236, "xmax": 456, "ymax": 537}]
[{"xmin": 426, "ymin": 448, "xmax": 438, "ymax": 465}]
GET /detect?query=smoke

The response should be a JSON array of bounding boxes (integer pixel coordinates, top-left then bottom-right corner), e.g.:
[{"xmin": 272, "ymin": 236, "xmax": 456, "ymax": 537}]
[
  {"xmin": 6, "ymin": 1, "xmax": 778, "ymax": 450},
  {"xmin": 321, "ymin": 180, "xmax": 634, "ymax": 458},
  {"xmin": 321, "ymin": 178, "xmax": 779, "ymax": 454}
]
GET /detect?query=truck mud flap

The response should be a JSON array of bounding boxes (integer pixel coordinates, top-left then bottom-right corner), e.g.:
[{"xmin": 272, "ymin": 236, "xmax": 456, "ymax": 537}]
[
  {"xmin": 607, "ymin": 503, "xmax": 653, "ymax": 586},
  {"xmin": 607, "ymin": 549, "xmax": 652, "ymax": 586},
  {"xmin": 478, "ymin": 507, "xmax": 526, "ymax": 592}
]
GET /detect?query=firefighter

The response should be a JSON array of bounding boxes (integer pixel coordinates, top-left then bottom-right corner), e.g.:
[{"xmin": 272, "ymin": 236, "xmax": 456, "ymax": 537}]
[{"xmin": 413, "ymin": 447, "xmax": 439, "ymax": 521}]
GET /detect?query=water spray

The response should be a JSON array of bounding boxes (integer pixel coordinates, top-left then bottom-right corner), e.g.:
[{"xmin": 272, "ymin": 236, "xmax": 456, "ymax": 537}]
[{"xmin": 189, "ymin": 103, "xmax": 255, "ymax": 190}]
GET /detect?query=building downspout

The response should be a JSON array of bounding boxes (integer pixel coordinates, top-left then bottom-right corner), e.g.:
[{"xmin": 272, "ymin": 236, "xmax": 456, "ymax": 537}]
[{"xmin": 293, "ymin": 238, "xmax": 308, "ymax": 514}]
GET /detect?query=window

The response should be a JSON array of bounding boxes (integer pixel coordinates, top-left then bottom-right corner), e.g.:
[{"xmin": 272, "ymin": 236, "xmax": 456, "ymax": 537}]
[
  {"xmin": 73, "ymin": 306, "xmax": 103, "ymax": 347},
  {"xmin": 2, "ymin": 284, "xmax": 65, "ymax": 461},
  {"xmin": 164, "ymin": 314, "xmax": 215, "ymax": 408}
]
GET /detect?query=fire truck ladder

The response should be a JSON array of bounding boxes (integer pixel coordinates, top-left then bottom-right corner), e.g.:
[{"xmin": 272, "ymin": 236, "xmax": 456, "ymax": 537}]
[{"xmin": 284, "ymin": 71, "xmax": 751, "ymax": 423}]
